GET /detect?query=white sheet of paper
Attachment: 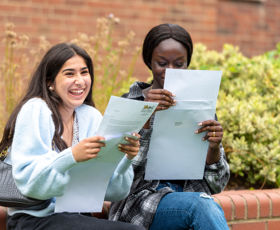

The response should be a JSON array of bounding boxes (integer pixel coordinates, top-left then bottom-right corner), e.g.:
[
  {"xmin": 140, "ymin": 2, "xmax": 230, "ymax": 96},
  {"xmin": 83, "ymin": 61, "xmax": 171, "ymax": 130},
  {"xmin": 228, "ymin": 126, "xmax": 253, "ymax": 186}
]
[
  {"xmin": 145, "ymin": 69, "xmax": 222, "ymax": 180},
  {"xmin": 55, "ymin": 96, "xmax": 158, "ymax": 213},
  {"xmin": 97, "ymin": 96, "xmax": 158, "ymax": 139},
  {"xmin": 164, "ymin": 69, "xmax": 222, "ymax": 101}
]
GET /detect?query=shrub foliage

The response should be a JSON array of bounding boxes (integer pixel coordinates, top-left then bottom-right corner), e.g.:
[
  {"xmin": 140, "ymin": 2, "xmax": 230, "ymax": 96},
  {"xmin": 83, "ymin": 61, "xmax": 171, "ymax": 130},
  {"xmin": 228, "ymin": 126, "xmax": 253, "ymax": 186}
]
[{"xmin": 190, "ymin": 43, "xmax": 280, "ymax": 189}]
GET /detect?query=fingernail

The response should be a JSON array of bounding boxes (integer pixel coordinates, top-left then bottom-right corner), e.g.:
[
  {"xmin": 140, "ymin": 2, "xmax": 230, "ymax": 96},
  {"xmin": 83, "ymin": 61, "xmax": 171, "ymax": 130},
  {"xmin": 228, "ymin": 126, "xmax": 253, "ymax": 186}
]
[
  {"xmin": 172, "ymin": 93, "xmax": 176, "ymax": 97},
  {"xmin": 132, "ymin": 133, "xmax": 136, "ymax": 136},
  {"xmin": 195, "ymin": 130, "xmax": 198, "ymax": 134},
  {"xmin": 198, "ymin": 122, "xmax": 202, "ymax": 126},
  {"xmin": 118, "ymin": 144, "xmax": 122, "ymax": 148},
  {"xmin": 202, "ymin": 137, "xmax": 205, "ymax": 141},
  {"xmin": 125, "ymin": 137, "xmax": 128, "ymax": 141}
]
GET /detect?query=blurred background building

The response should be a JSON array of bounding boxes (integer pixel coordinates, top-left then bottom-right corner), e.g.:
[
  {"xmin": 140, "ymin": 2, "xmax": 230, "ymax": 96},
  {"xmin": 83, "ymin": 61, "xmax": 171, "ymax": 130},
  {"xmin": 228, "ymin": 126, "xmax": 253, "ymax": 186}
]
[{"xmin": 0, "ymin": 0, "xmax": 279, "ymax": 80}]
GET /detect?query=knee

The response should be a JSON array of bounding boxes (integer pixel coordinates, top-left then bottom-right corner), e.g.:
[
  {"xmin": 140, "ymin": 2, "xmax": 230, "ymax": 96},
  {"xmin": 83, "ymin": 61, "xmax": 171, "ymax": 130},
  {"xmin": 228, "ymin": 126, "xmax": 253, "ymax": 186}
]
[{"xmin": 190, "ymin": 193, "xmax": 223, "ymax": 215}]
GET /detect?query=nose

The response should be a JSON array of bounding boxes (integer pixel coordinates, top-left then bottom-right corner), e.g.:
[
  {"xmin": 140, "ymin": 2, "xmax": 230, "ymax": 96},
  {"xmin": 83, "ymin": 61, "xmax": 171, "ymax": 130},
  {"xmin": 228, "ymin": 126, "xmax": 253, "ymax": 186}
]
[
  {"xmin": 74, "ymin": 74, "xmax": 84, "ymax": 85},
  {"xmin": 167, "ymin": 63, "xmax": 175, "ymax": 69}
]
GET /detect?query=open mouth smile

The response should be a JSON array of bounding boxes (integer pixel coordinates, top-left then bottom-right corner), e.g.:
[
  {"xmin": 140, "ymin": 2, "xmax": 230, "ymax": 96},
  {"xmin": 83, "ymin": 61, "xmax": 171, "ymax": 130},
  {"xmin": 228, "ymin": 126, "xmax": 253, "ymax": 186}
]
[{"xmin": 69, "ymin": 89, "xmax": 85, "ymax": 96}]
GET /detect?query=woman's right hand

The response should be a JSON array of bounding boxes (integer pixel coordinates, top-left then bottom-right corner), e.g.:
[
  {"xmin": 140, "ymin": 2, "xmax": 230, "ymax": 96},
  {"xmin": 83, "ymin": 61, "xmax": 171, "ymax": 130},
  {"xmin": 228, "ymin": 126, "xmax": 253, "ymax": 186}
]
[
  {"xmin": 144, "ymin": 88, "xmax": 176, "ymax": 111},
  {"xmin": 72, "ymin": 136, "xmax": 105, "ymax": 162},
  {"xmin": 143, "ymin": 88, "xmax": 175, "ymax": 129}
]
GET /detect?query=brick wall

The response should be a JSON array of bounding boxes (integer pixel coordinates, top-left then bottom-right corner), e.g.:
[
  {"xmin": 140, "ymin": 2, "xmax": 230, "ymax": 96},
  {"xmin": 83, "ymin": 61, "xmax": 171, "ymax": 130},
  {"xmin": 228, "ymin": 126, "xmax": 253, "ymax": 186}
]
[
  {"xmin": 213, "ymin": 189, "xmax": 280, "ymax": 230},
  {"xmin": 0, "ymin": 0, "xmax": 280, "ymax": 80}
]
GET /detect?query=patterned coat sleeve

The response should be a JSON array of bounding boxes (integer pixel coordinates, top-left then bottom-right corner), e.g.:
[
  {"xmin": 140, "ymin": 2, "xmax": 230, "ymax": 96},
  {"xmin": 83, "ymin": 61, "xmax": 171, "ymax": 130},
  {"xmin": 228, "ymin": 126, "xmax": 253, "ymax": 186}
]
[
  {"xmin": 203, "ymin": 144, "xmax": 230, "ymax": 194},
  {"xmin": 131, "ymin": 128, "xmax": 152, "ymax": 179}
]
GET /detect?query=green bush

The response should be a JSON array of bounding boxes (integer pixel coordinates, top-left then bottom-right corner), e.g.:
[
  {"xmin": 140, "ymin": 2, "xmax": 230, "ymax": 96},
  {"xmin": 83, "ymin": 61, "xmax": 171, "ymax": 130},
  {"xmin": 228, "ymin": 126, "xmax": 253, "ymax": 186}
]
[{"xmin": 190, "ymin": 43, "xmax": 280, "ymax": 189}]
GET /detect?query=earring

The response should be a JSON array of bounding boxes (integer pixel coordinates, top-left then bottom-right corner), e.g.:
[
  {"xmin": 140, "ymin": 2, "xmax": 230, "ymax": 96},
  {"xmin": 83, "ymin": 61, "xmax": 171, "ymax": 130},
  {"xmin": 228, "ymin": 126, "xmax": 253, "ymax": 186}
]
[{"xmin": 49, "ymin": 86, "xmax": 54, "ymax": 91}]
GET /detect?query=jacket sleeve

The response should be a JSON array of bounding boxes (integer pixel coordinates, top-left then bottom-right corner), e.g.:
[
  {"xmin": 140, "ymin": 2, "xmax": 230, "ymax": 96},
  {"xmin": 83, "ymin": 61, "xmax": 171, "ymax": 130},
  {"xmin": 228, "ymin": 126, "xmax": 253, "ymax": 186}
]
[
  {"xmin": 11, "ymin": 99, "xmax": 77, "ymax": 200},
  {"xmin": 104, "ymin": 156, "xmax": 134, "ymax": 201},
  {"xmin": 203, "ymin": 144, "xmax": 230, "ymax": 194}
]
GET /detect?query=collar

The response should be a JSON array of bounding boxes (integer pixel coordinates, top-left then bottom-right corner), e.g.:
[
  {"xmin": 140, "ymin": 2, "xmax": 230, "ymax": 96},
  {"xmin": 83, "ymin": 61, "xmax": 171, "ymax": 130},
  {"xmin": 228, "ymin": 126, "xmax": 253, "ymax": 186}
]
[{"xmin": 123, "ymin": 81, "xmax": 151, "ymax": 100}]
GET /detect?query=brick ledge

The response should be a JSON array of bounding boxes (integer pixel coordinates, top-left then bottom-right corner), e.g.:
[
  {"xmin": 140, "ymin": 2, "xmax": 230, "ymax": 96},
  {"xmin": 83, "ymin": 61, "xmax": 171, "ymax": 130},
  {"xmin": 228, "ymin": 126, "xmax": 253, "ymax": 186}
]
[{"xmin": 213, "ymin": 189, "xmax": 280, "ymax": 230}]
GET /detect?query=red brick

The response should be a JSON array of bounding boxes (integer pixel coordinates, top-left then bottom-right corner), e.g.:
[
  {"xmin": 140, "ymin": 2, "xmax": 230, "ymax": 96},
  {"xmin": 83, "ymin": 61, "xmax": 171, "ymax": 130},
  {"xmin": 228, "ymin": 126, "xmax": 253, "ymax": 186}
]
[
  {"xmin": 267, "ymin": 220, "xmax": 280, "ymax": 230},
  {"xmin": 0, "ymin": 0, "xmax": 280, "ymax": 81},
  {"xmin": 231, "ymin": 222, "xmax": 266, "ymax": 230},
  {"xmin": 240, "ymin": 193, "xmax": 259, "ymax": 219},
  {"xmin": 228, "ymin": 194, "xmax": 246, "ymax": 220},
  {"xmin": 0, "ymin": 4, "xmax": 19, "ymax": 12},
  {"xmin": 213, "ymin": 195, "xmax": 233, "ymax": 221},
  {"xmin": 253, "ymin": 191, "xmax": 271, "ymax": 218},
  {"xmin": 264, "ymin": 191, "xmax": 280, "ymax": 217}
]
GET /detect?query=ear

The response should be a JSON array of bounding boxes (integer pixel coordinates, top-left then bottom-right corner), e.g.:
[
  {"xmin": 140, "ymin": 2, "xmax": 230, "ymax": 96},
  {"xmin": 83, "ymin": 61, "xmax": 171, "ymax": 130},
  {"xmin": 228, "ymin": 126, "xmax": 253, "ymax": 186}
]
[{"xmin": 48, "ymin": 82, "xmax": 55, "ymax": 91}]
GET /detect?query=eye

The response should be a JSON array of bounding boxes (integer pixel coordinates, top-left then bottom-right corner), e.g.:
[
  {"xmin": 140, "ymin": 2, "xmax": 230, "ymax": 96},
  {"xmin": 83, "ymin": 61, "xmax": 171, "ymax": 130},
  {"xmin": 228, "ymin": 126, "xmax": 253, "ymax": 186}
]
[
  {"xmin": 158, "ymin": 62, "xmax": 167, "ymax": 67},
  {"xmin": 175, "ymin": 63, "xmax": 184, "ymax": 68},
  {"xmin": 81, "ymin": 69, "xmax": 89, "ymax": 75},
  {"xmin": 64, "ymin": 71, "xmax": 74, "ymax": 76}
]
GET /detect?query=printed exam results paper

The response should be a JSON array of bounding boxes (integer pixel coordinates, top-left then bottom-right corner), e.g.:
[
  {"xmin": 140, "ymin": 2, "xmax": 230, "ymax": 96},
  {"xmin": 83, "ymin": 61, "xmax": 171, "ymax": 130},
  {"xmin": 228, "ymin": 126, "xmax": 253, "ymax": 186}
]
[
  {"xmin": 145, "ymin": 69, "xmax": 222, "ymax": 180},
  {"xmin": 55, "ymin": 96, "xmax": 158, "ymax": 213}
]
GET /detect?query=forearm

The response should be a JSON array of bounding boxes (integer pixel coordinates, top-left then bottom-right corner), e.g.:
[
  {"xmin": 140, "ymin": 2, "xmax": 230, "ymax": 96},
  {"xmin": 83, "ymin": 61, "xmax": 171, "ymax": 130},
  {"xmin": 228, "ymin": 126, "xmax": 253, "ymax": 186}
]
[
  {"xmin": 13, "ymin": 148, "xmax": 76, "ymax": 199},
  {"xmin": 105, "ymin": 156, "xmax": 133, "ymax": 201},
  {"xmin": 206, "ymin": 145, "xmax": 221, "ymax": 165}
]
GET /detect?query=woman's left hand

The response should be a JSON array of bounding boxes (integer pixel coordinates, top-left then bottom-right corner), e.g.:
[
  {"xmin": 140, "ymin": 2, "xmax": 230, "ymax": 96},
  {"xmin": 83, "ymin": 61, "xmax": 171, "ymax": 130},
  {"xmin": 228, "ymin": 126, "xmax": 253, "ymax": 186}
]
[
  {"xmin": 118, "ymin": 133, "xmax": 141, "ymax": 160},
  {"xmin": 195, "ymin": 120, "xmax": 223, "ymax": 164}
]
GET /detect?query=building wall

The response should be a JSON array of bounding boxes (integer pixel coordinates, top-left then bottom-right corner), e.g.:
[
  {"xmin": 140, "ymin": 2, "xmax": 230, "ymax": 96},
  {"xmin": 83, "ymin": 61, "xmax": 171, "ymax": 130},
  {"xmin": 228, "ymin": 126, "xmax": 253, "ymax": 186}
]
[{"xmin": 0, "ymin": 0, "xmax": 279, "ymax": 80}]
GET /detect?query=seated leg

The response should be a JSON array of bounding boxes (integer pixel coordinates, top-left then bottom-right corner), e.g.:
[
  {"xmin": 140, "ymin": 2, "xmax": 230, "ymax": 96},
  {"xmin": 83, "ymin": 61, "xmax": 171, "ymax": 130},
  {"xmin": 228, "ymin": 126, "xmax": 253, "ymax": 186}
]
[{"xmin": 149, "ymin": 192, "xmax": 229, "ymax": 230}]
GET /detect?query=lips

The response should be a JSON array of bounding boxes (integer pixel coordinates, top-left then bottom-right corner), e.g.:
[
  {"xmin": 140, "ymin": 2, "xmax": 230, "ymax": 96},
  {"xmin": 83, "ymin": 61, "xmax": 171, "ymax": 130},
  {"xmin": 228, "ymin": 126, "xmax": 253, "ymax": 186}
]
[{"xmin": 69, "ymin": 89, "xmax": 85, "ymax": 96}]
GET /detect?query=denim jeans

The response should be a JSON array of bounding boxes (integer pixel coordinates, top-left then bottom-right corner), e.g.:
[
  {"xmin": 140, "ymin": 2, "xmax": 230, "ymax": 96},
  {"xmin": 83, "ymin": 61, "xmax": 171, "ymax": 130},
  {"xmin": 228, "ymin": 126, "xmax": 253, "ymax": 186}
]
[{"xmin": 149, "ymin": 182, "xmax": 229, "ymax": 230}]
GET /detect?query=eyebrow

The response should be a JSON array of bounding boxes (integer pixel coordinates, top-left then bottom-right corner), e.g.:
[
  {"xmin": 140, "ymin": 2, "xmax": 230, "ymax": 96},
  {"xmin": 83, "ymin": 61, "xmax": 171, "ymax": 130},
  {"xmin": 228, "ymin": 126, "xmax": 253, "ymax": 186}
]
[
  {"xmin": 158, "ymin": 56, "xmax": 186, "ymax": 61},
  {"xmin": 62, "ymin": 67, "xmax": 88, "ymax": 73}
]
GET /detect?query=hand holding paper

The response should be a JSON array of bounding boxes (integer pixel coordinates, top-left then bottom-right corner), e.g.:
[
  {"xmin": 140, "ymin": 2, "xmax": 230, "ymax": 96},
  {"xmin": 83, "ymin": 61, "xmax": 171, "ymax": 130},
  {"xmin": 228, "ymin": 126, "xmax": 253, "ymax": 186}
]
[
  {"xmin": 55, "ymin": 96, "xmax": 158, "ymax": 213},
  {"xmin": 143, "ymin": 88, "xmax": 176, "ymax": 111},
  {"xmin": 195, "ymin": 119, "xmax": 223, "ymax": 164},
  {"xmin": 72, "ymin": 136, "xmax": 105, "ymax": 162},
  {"xmin": 145, "ymin": 69, "xmax": 222, "ymax": 180},
  {"xmin": 118, "ymin": 133, "xmax": 141, "ymax": 160}
]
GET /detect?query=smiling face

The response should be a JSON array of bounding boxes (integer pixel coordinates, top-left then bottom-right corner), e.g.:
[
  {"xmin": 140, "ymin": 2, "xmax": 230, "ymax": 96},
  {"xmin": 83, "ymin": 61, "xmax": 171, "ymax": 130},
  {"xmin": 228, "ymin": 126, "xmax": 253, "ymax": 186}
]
[
  {"xmin": 51, "ymin": 55, "xmax": 91, "ymax": 113},
  {"xmin": 151, "ymin": 38, "xmax": 188, "ymax": 89}
]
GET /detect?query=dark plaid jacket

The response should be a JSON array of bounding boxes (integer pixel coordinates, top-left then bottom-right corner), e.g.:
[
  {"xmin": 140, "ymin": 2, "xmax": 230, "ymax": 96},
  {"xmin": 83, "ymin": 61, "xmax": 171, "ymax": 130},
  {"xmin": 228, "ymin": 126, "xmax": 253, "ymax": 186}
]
[{"xmin": 109, "ymin": 82, "xmax": 230, "ymax": 229}]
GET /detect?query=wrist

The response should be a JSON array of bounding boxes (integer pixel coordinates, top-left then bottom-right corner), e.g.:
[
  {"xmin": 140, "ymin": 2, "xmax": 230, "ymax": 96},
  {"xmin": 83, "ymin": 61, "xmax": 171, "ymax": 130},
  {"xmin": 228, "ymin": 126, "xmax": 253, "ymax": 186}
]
[{"xmin": 206, "ymin": 146, "xmax": 220, "ymax": 165}]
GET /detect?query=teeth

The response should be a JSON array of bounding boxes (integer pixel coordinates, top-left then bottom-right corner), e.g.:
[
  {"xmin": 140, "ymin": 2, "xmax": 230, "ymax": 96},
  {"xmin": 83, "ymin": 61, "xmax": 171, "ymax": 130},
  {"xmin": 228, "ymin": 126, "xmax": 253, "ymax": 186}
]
[{"xmin": 70, "ymin": 89, "xmax": 84, "ymax": 94}]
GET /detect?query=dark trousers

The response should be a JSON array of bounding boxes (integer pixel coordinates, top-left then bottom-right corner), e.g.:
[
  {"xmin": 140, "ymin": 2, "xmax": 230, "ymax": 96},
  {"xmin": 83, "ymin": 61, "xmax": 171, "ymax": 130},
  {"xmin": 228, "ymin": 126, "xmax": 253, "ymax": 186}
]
[{"xmin": 7, "ymin": 212, "xmax": 145, "ymax": 230}]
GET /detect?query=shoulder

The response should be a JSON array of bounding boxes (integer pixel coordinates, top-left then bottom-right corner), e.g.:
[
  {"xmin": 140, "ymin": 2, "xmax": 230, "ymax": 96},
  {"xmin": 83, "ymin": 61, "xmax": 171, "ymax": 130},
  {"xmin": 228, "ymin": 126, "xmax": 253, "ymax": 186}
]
[
  {"xmin": 75, "ymin": 104, "xmax": 103, "ymax": 126},
  {"xmin": 76, "ymin": 104, "xmax": 102, "ymax": 118},
  {"xmin": 18, "ymin": 98, "xmax": 52, "ymax": 121},
  {"xmin": 122, "ymin": 81, "xmax": 151, "ymax": 100},
  {"xmin": 13, "ymin": 98, "xmax": 55, "ymax": 142},
  {"xmin": 20, "ymin": 98, "xmax": 51, "ymax": 114}
]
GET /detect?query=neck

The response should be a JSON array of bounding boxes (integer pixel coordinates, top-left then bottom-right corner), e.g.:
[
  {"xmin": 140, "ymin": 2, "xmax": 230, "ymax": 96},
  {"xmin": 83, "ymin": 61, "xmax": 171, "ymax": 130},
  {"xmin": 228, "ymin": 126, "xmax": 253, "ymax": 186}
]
[
  {"xmin": 58, "ymin": 105, "xmax": 74, "ymax": 147},
  {"xmin": 58, "ymin": 105, "xmax": 74, "ymax": 124}
]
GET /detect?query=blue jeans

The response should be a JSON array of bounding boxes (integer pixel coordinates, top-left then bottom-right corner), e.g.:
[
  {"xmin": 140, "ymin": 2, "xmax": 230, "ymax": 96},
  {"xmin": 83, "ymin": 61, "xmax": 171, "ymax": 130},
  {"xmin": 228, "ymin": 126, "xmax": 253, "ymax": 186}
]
[{"xmin": 149, "ymin": 183, "xmax": 229, "ymax": 230}]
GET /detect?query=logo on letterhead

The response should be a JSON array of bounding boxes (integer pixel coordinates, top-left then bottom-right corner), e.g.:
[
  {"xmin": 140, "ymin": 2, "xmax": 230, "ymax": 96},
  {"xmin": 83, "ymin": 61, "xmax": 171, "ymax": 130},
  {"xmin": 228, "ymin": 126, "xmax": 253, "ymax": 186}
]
[{"xmin": 141, "ymin": 104, "xmax": 156, "ymax": 114}]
